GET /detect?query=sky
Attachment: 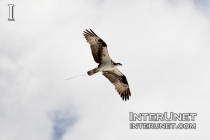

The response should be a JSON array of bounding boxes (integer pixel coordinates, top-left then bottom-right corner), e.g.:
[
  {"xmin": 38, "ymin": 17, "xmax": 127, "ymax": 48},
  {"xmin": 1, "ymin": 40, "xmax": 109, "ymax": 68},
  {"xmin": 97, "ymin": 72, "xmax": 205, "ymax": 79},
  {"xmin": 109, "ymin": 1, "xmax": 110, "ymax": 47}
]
[{"xmin": 0, "ymin": 0, "xmax": 210, "ymax": 140}]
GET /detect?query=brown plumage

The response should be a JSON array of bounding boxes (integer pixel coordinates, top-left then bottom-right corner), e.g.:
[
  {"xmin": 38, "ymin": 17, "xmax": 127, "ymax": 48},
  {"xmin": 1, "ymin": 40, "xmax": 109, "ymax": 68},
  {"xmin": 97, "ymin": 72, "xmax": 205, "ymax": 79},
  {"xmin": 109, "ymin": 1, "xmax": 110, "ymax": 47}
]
[
  {"xmin": 83, "ymin": 29, "xmax": 131, "ymax": 101},
  {"xmin": 103, "ymin": 69, "xmax": 131, "ymax": 101},
  {"xmin": 83, "ymin": 29, "xmax": 108, "ymax": 63}
]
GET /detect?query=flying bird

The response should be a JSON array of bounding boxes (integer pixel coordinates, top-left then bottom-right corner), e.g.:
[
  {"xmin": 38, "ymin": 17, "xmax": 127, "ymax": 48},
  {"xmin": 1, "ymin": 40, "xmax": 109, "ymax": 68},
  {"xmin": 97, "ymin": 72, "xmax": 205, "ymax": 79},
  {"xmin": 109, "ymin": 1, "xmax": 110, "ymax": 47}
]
[{"xmin": 83, "ymin": 29, "xmax": 131, "ymax": 101}]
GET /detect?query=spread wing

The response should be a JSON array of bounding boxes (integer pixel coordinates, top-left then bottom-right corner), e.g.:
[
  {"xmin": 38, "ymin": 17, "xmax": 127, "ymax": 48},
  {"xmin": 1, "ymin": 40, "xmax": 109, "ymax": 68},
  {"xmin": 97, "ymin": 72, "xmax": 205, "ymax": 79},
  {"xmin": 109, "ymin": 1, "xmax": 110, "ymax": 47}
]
[
  {"xmin": 83, "ymin": 29, "xmax": 111, "ymax": 63},
  {"xmin": 103, "ymin": 68, "xmax": 131, "ymax": 101}
]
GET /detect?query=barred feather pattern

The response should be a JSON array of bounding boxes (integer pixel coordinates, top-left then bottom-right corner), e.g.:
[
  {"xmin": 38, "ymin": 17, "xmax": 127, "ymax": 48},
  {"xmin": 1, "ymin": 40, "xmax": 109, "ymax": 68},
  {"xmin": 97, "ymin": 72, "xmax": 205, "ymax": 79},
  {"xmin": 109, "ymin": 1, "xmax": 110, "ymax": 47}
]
[
  {"xmin": 83, "ymin": 29, "xmax": 109, "ymax": 64},
  {"xmin": 103, "ymin": 70, "xmax": 131, "ymax": 101},
  {"xmin": 87, "ymin": 68, "xmax": 99, "ymax": 76}
]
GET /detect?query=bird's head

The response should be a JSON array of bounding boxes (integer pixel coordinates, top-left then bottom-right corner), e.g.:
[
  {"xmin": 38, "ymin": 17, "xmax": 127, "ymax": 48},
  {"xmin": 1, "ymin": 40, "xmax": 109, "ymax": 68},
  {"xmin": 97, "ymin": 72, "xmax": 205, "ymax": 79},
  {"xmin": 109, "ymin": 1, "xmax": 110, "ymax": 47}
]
[{"xmin": 115, "ymin": 63, "xmax": 122, "ymax": 67}]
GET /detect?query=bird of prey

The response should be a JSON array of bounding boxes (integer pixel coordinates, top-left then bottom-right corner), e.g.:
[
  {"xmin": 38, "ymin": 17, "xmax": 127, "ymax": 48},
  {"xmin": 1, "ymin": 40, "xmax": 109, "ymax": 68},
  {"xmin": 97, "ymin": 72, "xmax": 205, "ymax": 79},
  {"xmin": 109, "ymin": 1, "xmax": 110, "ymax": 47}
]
[{"xmin": 83, "ymin": 29, "xmax": 131, "ymax": 101}]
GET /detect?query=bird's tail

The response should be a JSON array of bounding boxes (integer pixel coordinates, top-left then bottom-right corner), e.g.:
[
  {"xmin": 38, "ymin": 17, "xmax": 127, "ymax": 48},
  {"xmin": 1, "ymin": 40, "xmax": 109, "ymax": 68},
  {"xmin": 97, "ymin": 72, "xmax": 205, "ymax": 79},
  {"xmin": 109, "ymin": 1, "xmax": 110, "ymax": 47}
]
[{"xmin": 87, "ymin": 68, "xmax": 99, "ymax": 76}]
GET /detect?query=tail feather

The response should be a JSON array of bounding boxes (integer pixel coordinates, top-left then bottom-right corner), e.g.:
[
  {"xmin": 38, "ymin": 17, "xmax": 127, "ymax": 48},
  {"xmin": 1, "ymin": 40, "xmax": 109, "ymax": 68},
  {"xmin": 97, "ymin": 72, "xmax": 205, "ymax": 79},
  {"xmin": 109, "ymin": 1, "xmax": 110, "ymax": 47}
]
[{"xmin": 87, "ymin": 68, "xmax": 99, "ymax": 76}]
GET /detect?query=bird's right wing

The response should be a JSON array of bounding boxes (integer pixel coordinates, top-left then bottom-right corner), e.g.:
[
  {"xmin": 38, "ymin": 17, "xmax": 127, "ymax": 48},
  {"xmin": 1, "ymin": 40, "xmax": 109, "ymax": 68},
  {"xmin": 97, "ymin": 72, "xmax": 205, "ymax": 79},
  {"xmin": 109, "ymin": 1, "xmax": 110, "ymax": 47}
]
[{"xmin": 83, "ymin": 29, "xmax": 111, "ymax": 63}]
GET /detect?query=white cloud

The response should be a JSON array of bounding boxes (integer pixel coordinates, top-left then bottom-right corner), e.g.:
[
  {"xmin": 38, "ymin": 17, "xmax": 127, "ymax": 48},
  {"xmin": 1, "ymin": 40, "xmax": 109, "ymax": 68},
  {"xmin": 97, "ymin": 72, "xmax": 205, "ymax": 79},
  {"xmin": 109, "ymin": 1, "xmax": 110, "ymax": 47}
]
[{"xmin": 0, "ymin": 0, "xmax": 210, "ymax": 140}]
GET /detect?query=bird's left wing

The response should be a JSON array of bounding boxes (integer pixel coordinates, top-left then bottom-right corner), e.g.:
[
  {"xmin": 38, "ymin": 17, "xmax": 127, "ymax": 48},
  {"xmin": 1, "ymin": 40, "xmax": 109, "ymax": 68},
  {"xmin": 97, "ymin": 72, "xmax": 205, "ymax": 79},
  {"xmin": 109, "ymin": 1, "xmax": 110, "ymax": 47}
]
[{"xmin": 103, "ymin": 68, "xmax": 131, "ymax": 101}]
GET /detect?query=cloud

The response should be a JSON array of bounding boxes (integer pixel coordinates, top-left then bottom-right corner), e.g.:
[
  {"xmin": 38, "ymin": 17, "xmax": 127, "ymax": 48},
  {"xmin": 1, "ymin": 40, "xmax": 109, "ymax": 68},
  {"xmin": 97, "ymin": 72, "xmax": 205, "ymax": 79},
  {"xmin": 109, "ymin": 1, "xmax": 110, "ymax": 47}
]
[
  {"xmin": 0, "ymin": 0, "xmax": 210, "ymax": 140},
  {"xmin": 49, "ymin": 110, "xmax": 78, "ymax": 140}
]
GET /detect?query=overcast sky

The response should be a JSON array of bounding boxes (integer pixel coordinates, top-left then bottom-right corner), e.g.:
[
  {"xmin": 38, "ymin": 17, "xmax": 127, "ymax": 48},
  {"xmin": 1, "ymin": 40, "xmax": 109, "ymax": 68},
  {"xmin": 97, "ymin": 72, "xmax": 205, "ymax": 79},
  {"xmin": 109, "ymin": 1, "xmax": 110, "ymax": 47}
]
[{"xmin": 0, "ymin": 0, "xmax": 210, "ymax": 140}]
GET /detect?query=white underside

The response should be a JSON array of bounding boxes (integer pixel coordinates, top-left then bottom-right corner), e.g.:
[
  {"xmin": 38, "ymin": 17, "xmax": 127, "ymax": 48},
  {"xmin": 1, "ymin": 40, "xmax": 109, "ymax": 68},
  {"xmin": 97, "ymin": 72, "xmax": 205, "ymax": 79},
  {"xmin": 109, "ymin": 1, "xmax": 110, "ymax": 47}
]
[{"xmin": 98, "ymin": 60, "xmax": 115, "ymax": 71}]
